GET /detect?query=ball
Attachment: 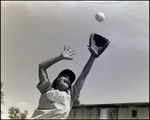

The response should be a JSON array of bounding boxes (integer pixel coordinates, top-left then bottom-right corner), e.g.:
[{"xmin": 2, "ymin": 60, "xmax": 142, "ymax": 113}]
[{"xmin": 95, "ymin": 12, "xmax": 105, "ymax": 22}]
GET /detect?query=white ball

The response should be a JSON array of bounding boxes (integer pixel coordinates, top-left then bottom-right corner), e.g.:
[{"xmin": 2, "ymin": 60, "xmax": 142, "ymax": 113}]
[{"xmin": 95, "ymin": 12, "xmax": 105, "ymax": 22}]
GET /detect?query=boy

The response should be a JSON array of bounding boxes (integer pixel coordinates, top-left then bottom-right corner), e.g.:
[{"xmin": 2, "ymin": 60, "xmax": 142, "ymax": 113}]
[{"xmin": 31, "ymin": 33, "xmax": 110, "ymax": 119}]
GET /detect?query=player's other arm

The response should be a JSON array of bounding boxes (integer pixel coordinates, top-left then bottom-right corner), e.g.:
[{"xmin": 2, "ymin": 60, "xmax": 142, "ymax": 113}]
[
  {"xmin": 39, "ymin": 45, "xmax": 75, "ymax": 84},
  {"xmin": 73, "ymin": 54, "xmax": 96, "ymax": 94},
  {"xmin": 39, "ymin": 56, "xmax": 63, "ymax": 84}
]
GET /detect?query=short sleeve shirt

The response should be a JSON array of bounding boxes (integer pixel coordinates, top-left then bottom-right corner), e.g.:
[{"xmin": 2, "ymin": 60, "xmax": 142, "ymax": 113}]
[{"xmin": 31, "ymin": 80, "xmax": 79, "ymax": 119}]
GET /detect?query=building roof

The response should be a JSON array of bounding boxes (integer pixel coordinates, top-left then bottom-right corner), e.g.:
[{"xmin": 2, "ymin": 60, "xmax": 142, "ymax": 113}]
[{"xmin": 73, "ymin": 102, "xmax": 149, "ymax": 108}]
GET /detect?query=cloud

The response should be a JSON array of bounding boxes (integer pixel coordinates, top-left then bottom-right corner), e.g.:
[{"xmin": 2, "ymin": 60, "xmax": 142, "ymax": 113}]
[{"xmin": 17, "ymin": 101, "xmax": 29, "ymax": 107}]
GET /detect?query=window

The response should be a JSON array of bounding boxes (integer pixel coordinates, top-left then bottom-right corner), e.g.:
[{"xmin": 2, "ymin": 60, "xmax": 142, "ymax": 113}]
[
  {"xmin": 97, "ymin": 108, "xmax": 100, "ymax": 117},
  {"xmin": 132, "ymin": 110, "xmax": 137, "ymax": 118}
]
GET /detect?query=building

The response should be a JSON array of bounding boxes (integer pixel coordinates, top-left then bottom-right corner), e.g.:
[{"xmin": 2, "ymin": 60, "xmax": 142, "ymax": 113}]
[{"xmin": 68, "ymin": 102, "xmax": 149, "ymax": 119}]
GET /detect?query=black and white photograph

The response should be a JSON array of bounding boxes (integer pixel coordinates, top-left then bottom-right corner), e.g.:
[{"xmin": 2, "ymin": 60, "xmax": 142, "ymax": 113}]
[{"xmin": 1, "ymin": 1, "xmax": 149, "ymax": 119}]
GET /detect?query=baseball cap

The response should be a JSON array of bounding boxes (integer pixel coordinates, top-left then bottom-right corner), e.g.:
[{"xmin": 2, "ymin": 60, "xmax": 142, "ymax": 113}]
[{"xmin": 58, "ymin": 69, "xmax": 76, "ymax": 84}]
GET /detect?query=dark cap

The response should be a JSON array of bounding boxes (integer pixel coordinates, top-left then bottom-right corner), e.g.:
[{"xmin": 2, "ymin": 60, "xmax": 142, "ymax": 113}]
[{"xmin": 58, "ymin": 69, "xmax": 76, "ymax": 84}]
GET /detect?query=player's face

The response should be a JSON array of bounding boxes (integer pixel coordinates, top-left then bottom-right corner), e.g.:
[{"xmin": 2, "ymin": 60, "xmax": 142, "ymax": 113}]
[{"xmin": 55, "ymin": 75, "xmax": 71, "ymax": 91}]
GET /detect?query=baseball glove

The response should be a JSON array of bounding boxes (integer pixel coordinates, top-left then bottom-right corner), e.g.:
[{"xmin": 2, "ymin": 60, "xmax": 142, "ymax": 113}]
[{"xmin": 88, "ymin": 33, "xmax": 110, "ymax": 58}]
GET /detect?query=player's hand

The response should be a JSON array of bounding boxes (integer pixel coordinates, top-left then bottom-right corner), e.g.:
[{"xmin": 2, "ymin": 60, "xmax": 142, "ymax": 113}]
[
  {"xmin": 60, "ymin": 45, "xmax": 75, "ymax": 60},
  {"xmin": 88, "ymin": 33, "xmax": 110, "ymax": 58}
]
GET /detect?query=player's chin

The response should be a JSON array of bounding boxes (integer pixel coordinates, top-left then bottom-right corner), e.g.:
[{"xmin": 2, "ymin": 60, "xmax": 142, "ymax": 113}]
[{"xmin": 59, "ymin": 85, "xmax": 69, "ymax": 91}]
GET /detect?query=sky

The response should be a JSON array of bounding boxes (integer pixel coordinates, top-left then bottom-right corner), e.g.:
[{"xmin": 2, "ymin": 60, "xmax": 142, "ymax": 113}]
[{"xmin": 1, "ymin": 1, "xmax": 149, "ymax": 119}]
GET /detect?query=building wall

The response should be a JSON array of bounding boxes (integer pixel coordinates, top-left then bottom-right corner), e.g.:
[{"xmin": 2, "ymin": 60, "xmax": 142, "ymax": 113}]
[
  {"xmin": 118, "ymin": 106, "xmax": 149, "ymax": 119},
  {"xmin": 68, "ymin": 104, "xmax": 149, "ymax": 119},
  {"xmin": 68, "ymin": 107, "xmax": 112, "ymax": 119}
]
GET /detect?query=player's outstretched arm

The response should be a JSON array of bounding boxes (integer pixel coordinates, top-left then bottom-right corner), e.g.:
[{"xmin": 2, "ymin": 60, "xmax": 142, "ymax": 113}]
[
  {"xmin": 39, "ymin": 45, "xmax": 75, "ymax": 84},
  {"xmin": 73, "ymin": 33, "xmax": 110, "ymax": 94},
  {"xmin": 73, "ymin": 54, "xmax": 96, "ymax": 94}
]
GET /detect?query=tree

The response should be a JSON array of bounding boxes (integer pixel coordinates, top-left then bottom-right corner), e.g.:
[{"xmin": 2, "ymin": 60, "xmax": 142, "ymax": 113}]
[
  {"xmin": 1, "ymin": 82, "xmax": 4, "ymax": 104},
  {"xmin": 20, "ymin": 110, "xmax": 28, "ymax": 119},
  {"xmin": 1, "ymin": 82, "xmax": 4, "ymax": 117},
  {"xmin": 8, "ymin": 107, "xmax": 20, "ymax": 119},
  {"xmin": 8, "ymin": 107, "xmax": 28, "ymax": 119}
]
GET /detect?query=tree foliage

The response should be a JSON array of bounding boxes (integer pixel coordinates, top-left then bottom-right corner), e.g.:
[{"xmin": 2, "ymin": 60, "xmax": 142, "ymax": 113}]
[
  {"xmin": 20, "ymin": 110, "xmax": 28, "ymax": 119},
  {"xmin": 1, "ymin": 82, "xmax": 4, "ymax": 117},
  {"xmin": 1, "ymin": 82, "xmax": 4, "ymax": 104},
  {"xmin": 8, "ymin": 107, "xmax": 28, "ymax": 119}
]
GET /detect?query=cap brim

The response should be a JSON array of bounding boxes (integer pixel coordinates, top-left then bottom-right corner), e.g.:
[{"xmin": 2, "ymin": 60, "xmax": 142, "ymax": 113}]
[{"xmin": 58, "ymin": 69, "xmax": 76, "ymax": 84}]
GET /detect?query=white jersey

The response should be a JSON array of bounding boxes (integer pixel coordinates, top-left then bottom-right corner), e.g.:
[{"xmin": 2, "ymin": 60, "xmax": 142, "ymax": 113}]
[{"xmin": 31, "ymin": 80, "xmax": 79, "ymax": 119}]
